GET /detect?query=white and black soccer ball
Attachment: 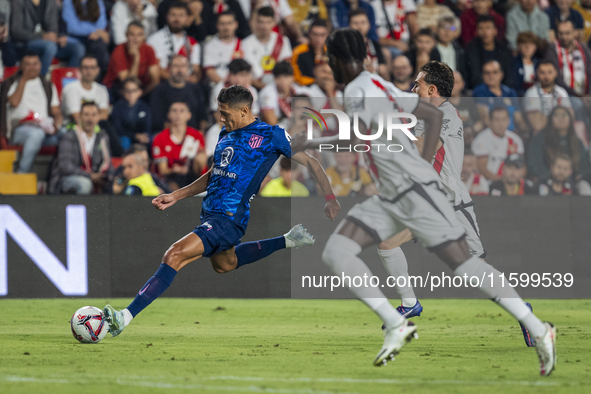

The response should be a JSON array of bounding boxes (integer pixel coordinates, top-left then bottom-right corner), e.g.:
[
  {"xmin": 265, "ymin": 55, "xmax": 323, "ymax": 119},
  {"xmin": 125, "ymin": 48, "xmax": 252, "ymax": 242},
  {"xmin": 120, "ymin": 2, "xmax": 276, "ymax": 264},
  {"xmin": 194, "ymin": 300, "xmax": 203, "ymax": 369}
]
[{"xmin": 70, "ymin": 306, "xmax": 110, "ymax": 343}]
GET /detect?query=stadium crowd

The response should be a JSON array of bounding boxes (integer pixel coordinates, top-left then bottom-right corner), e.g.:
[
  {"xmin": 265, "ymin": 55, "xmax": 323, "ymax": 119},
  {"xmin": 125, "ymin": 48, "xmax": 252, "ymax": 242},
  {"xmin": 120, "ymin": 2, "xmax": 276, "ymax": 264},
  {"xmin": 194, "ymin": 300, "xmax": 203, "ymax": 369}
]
[{"xmin": 1, "ymin": 0, "xmax": 591, "ymax": 197}]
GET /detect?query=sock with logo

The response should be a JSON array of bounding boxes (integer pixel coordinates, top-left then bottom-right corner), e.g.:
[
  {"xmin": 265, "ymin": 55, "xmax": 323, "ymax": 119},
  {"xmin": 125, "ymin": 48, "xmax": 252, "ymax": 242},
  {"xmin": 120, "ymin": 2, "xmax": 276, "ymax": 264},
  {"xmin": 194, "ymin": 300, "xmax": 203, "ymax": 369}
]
[
  {"xmin": 126, "ymin": 264, "xmax": 177, "ymax": 317},
  {"xmin": 235, "ymin": 236, "xmax": 286, "ymax": 269}
]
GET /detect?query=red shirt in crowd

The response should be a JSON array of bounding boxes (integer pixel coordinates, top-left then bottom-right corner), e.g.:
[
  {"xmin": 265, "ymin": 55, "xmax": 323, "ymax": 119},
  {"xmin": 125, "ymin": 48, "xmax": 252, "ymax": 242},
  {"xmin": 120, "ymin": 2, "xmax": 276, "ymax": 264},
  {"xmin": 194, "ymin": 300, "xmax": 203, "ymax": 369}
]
[
  {"xmin": 460, "ymin": 8, "xmax": 506, "ymax": 46},
  {"xmin": 152, "ymin": 127, "xmax": 206, "ymax": 175},
  {"xmin": 103, "ymin": 43, "xmax": 159, "ymax": 88}
]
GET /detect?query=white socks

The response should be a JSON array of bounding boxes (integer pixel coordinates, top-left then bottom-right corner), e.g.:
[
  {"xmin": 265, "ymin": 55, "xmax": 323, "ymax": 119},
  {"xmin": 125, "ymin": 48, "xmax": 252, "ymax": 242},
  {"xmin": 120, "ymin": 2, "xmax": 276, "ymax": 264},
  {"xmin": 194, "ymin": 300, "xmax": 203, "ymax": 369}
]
[
  {"xmin": 122, "ymin": 309, "xmax": 134, "ymax": 327},
  {"xmin": 453, "ymin": 256, "xmax": 546, "ymax": 338},
  {"xmin": 322, "ymin": 234, "xmax": 405, "ymax": 329},
  {"xmin": 378, "ymin": 247, "xmax": 417, "ymax": 307}
]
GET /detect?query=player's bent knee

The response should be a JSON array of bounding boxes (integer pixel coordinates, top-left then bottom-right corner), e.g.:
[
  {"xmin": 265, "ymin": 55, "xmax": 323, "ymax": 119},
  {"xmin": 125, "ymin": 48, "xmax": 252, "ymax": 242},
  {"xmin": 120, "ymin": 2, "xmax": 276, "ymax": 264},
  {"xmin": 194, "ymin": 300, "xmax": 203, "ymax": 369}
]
[{"xmin": 162, "ymin": 246, "xmax": 186, "ymax": 271}]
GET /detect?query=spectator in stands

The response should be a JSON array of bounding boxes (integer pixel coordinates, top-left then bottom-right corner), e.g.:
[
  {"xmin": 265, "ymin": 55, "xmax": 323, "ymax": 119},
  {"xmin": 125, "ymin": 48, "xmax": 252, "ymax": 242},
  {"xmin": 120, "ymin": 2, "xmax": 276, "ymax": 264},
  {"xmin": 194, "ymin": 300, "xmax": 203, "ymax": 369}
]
[
  {"xmin": 147, "ymin": 2, "xmax": 201, "ymax": 82},
  {"xmin": 489, "ymin": 154, "xmax": 534, "ymax": 196},
  {"xmin": 62, "ymin": 0, "xmax": 110, "ymax": 77},
  {"xmin": 150, "ymin": 55, "xmax": 208, "ymax": 133},
  {"xmin": 111, "ymin": 143, "xmax": 171, "ymax": 194},
  {"xmin": 0, "ymin": 53, "xmax": 62, "ymax": 173},
  {"xmin": 103, "ymin": 22, "xmax": 160, "ymax": 97},
  {"xmin": 545, "ymin": 19, "xmax": 591, "ymax": 97},
  {"xmin": 449, "ymin": 71, "xmax": 484, "ymax": 145},
  {"xmin": 416, "ymin": 0, "xmax": 455, "ymax": 32},
  {"xmin": 156, "ymin": 0, "xmax": 207, "ymax": 41},
  {"xmin": 291, "ymin": 19, "xmax": 329, "ymax": 86},
  {"xmin": 465, "ymin": 16, "xmax": 513, "ymax": 89},
  {"xmin": 524, "ymin": 60, "xmax": 572, "ymax": 135},
  {"xmin": 573, "ymin": 0, "xmax": 591, "ymax": 44},
  {"xmin": 242, "ymin": 7, "xmax": 293, "ymax": 89},
  {"xmin": 10, "ymin": 0, "xmax": 85, "ymax": 76},
  {"xmin": 152, "ymin": 101, "xmax": 207, "ymax": 190},
  {"xmin": 546, "ymin": 0, "xmax": 584, "ymax": 42},
  {"xmin": 325, "ymin": 152, "xmax": 377, "ymax": 197},
  {"xmin": 473, "ymin": 60, "xmax": 524, "ymax": 132},
  {"xmin": 200, "ymin": 0, "xmax": 250, "ymax": 39},
  {"xmin": 462, "ymin": 150, "xmax": 490, "ymax": 195},
  {"xmin": 330, "ymin": 0, "xmax": 378, "ymax": 42},
  {"xmin": 373, "ymin": 0, "xmax": 418, "ymax": 65},
  {"xmin": 111, "ymin": 77, "xmax": 151, "ymax": 151},
  {"xmin": 288, "ymin": 0, "xmax": 329, "ymax": 35},
  {"xmin": 392, "ymin": 55, "xmax": 413, "ymax": 92},
  {"xmin": 527, "ymin": 106, "xmax": 590, "ymax": 181},
  {"xmin": 49, "ymin": 102, "xmax": 113, "ymax": 194},
  {"xmin": 512, "ymin": 32, "xmax": 541, "ymax": 96},
  {"xmin": 506, "ymin": 0, "xmax": 550, "ymax": 51},
  {"xmin": 62, "ymin": 55, "xmax": 110, "ymax": 123},
  {"xmin": 259, "ymin": 61, "xmax": 310, "ymax": 130},
  {"xmin": 110, "ymin": 0, "xmax": 158, "ymax": 46},
  {"xmin": 535, "ymin": 153, "xmax": 576, "ymax": 195},
  {"xmin": 117, "ymin": 149, "xmax": 161, "ymax": 196},
  {"xmin": 307, "ymin": 62, "xmax": 344, "ymax": 116},
  {"xmin": 471, "ymin": 106, "xmax": 525, "ymax": 181},
  {"xmin": 436, "ymin": 16, "xmax": 466, "ymax": 77},
  {"xmin": 203, "ymin": 11, "xmax": 242, "ymax": 85},
  {"xmin": 460, "ymin": 0, "xmax": 505, "ymax": 46},
  {"xmin": 349, "ymin": 8, "xmax": 388, "ymax": 80},
  {"xmin": 405, "ymin": 28, "xmax": 441, "ymax": 77},
  {"xmin": 260, "ymin": 157, "xmax": 309, "ymax": 197},
  {"xmin": 250, "ymin": 0, "xmax": 306, "ymax": 44}
]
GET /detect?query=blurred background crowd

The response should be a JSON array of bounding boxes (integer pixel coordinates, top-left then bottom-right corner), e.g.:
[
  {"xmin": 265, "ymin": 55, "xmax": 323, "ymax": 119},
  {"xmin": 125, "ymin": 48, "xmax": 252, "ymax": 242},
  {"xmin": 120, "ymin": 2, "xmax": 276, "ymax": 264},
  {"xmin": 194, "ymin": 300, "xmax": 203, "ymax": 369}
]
[{"xmin": 1, "ymin": 0, "xmax": 591, "ymax": 197}]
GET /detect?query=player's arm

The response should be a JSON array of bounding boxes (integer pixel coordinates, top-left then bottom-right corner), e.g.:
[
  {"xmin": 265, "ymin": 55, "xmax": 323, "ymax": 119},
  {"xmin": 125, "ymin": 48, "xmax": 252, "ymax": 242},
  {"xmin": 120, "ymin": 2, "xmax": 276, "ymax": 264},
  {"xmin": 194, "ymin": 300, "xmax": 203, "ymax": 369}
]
[
  {"xmin": 413, "ymin": 100, "xmax": 444, "ymax": 163},
  {"xmin": 152, "ymin": 168, "xmax": 213, "ymax": 210},
  {"xmin": 291, "ymin": 151, "xmax": 341, "ymax": 221}
]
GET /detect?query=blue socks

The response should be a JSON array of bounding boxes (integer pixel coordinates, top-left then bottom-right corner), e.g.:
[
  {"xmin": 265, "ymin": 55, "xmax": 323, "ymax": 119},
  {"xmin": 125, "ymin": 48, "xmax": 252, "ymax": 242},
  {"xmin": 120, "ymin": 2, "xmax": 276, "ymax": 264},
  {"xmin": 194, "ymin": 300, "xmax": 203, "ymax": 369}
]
[
  {"xmin": 235, "ymin": 236, "xmax": 286, "ymax": 269},
  {"xmin": 127, "ymin": 264, "xmax": 177, "ymax": 317}
]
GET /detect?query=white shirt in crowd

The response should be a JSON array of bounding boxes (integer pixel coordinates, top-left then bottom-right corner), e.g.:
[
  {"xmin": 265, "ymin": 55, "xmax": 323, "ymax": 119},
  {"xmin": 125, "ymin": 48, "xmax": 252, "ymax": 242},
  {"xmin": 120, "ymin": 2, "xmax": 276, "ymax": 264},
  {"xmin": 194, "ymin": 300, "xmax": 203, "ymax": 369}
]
[
  {"xmin": 147, "ymin": 27, "xmax": 201, "ymax": 69},
  {"xmin": 259, "ymin": 82, "xmax": 311, "ymax": 120},
  {"xmin": 241, "ymin": 0, "xmax": 293, "ymax": 20},
  {"xmin": 471, "ymin": 128, "xmax": 525, "ymax": 176},
  {"xmin": 242, "ymin": 31, "xmax": 292, "ymax": 84},
  {"xmin": 7, "ymin": 78, "xmax": 59, "ymax": 131},
  {"xmin": 81, "ymin": 131, "xmax": 97, "ymax": 156},
  {"xmin": 463, "ymin": 172, "xmax": 490, "ymax": 196},
  {"xmin": 61, "ymin": 80, "xmax": 110, "ymax": 117},
  {"xmin": 203, "ymin": 36, "xmax": 242, "ymax": 81},
  {"xmin": 372, "ymin": 0, "xmax": 416, "ymax": 44},
  {"xmin": 110, "ymin": 0, "xmax": 158, "ymax": 45},
  {"xmin": 523, "ymin": 83, "xmax": 571, "ymax": 116},
  {"xmin": 209, "ymin": 81, "xmax": 260, "ymax": 115}
]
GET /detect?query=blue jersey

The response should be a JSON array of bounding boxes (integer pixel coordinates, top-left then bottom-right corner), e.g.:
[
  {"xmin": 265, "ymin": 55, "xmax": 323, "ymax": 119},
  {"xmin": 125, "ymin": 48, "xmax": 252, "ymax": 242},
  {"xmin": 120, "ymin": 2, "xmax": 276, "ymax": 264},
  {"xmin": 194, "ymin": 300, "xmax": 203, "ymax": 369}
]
[{"xmin": 202, "ymin": 119, "xmax": 292, "ymax": 229}]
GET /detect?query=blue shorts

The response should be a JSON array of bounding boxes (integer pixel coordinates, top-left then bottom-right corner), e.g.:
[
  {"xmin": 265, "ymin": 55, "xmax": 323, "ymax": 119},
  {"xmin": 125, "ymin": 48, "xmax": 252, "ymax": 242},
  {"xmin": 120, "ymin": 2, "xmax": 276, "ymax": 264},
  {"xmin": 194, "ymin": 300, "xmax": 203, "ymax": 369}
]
[{"xmin": 193, "ymin": 213, "xmax": 245, "ymax": 258}]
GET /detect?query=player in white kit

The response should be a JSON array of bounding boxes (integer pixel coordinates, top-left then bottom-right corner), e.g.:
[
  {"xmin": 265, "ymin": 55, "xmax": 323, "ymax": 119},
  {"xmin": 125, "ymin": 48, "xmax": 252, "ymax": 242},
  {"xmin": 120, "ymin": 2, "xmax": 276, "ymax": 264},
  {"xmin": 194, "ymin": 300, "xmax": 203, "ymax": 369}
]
[{"xmin": 308, "ymin": 29, "xmax": 556, "ymax": 375}]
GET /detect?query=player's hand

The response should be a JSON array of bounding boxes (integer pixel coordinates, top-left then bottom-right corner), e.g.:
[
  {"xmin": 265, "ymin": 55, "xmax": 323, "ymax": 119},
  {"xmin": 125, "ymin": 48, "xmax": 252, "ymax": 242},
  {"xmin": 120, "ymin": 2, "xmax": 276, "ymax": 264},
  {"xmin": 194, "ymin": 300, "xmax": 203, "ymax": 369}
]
[
  {"xmin": 324, "ymin": 199, "xmax": 340, "ymax": 221},
  {"xmin": 152, "ymin": 193, "xmax": 177, "ymax": 210}
]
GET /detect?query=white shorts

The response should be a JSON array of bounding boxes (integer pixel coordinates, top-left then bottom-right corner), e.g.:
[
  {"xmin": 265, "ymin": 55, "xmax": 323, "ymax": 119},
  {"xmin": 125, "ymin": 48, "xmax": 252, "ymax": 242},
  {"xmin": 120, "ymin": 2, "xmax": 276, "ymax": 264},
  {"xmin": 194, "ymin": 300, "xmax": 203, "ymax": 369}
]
[
  {"xmin": 453, "ymin": 202, "xmax": 486, "ymax": 258},
  {"xmin": 346, "ymin": 182, "xmax": 466, "ymax": 251}
]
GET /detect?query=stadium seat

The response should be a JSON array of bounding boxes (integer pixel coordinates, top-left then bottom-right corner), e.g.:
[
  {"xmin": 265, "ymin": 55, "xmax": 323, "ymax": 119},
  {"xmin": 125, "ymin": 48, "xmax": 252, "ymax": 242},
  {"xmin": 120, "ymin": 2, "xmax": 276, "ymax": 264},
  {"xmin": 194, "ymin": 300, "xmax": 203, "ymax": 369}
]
[
  {"xmin": 1, "ymin": 66, "xmax": 19, "ymax": 81},
  {"xmin": 0, "ymin": 173, "xmax": 37, "ymax": 194},
  {"xmin": 111, "ymin": 157, "xmax": 123, "ymax": 169},
  {"xmin": 51, "ymin": 67, "xmax": 81, "ymax": 99},
  {"xmin": 0, "ymin": 150, "xmax": 17, "ymax": 172}
]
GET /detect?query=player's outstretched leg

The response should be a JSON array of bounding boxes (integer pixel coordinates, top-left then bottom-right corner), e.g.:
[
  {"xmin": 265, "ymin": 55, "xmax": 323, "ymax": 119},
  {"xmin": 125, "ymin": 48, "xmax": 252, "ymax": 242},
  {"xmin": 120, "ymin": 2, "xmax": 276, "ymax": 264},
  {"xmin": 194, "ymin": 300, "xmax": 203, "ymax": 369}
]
[
  {"xmin": 322, "ymin": 232, "xmax": 416, "ymax": 366},
  {"xmin": 233, "ymin": 224, "xmax": 314, "ymax": 270},
  {"xmin": 437, "ymin": 241, "xmax": 556, "ymax": 376}
]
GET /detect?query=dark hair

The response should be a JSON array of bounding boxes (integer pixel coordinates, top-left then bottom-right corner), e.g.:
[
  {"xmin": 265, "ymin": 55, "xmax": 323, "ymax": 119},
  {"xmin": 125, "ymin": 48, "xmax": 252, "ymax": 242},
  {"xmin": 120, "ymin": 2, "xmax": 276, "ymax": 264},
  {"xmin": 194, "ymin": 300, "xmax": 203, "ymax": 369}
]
[
  {"xmin": 489, "ymin": 106, "xmax": 509, "ymax": 118},
  {"xmin": 80, "ymin": 101, "xmax": 100, "ymax": 112},
  {"xmin": 326, "ymin": 28, "xmax": 366, "ymax": 63},
  {"xmin": 169, "ymin": 101, "xmax": 191, "ymax": 112},
  {"xmin": 477, "ymin": 15, "xmax": 496, "ymax": 26},
  {"xmin": 419, "ymin": 61, "xmax": 454, "ymax": 97},
  {"xmin": 217, "ymin": 10, "xmax": 236, "ymax": 21},
  {"xmin": 309, "ymin": 19, "xmax": 329, "ymax": 31},
  {"xmin": 80, "ymin": 55, "xmax": 98, "ymax": 65},
  {"xmin": 227, "ymin": 58, "xmax": 252, "ymax": 74},
  {"xmin": 517, "ymin": 31, "xmax": 538, "ymax": 46},
  {"xmin": 543, "ymin": 106, "xmax": 580, "ymax": 173},
  {"xmin": 168, "ymin": 1, "xmax": 188, "ymax": 14},
  {"xmin": 127, "ymin": 20, "xmax": 145, "ymax": 33},
  {"xmin": 551, "ymin": 152, "xmax": 573, "ymax": 167},
  {"xmin": 73, "ymin": 0, "xmax": 101, "ymax": 23},
  {"xmin": 218, "ymin": 85, "xmax": 254, "ymax": 109},
  {"xmin": 536, "ymin": 59, "xmax": 556, "ymax": 72},
  {"xmin": 22, "ymin": 51, "xmax": 40, "ymax": 60},
  {"xmin": 417, "ymin": 28, "xmax": 436, "ymax": 40},
  {"xmin": 556, "ymin": 19, "xmax": 575, "ymax": 30},
  {"xmin": 272, "ymin": 61, "xmax": 293, "ymax": 77},
  {"xmin": 482, "ymin": 59, "xmax": 502, "ymax": 72},
  {"xmin": 122, "ymin": 76, "xmax": 142, "ymax": 89},
  {"xmin": 279, "ymin": 156, "xmax": 292, "ymax": 171},
  {"xmin": 348, "ymin": 8, "xmax": 369, "ymax": 23},
  {"xmin": 257, "ymin": 6, "xmax": 275, "ymax": 19}
]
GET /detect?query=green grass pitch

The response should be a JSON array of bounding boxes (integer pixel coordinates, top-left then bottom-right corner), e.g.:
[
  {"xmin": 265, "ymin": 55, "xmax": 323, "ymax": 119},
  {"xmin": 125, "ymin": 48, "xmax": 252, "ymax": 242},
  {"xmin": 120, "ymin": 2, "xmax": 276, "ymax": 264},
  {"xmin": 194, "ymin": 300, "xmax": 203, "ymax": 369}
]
[{"xmin": 1, "ymin": 298, "xmax": 590, "ymax": 394}]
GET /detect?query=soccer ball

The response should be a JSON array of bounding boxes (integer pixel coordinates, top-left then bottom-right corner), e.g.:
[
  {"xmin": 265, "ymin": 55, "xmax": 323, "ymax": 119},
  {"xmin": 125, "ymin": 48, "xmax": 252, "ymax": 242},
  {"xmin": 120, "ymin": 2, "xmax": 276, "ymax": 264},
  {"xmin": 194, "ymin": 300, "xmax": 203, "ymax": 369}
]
[{"xmin": 70, "ymin": 306, "xmax": 110, "ymax": 343}]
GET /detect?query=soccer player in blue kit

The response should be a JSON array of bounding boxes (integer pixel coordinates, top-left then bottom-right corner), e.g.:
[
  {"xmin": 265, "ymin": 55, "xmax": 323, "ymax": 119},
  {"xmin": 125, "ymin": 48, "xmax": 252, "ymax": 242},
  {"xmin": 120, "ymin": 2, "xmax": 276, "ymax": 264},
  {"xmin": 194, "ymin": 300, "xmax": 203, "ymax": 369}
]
[{"xmin": 104, "ymin": 85, "xmax": 341, "ymax": 336}]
